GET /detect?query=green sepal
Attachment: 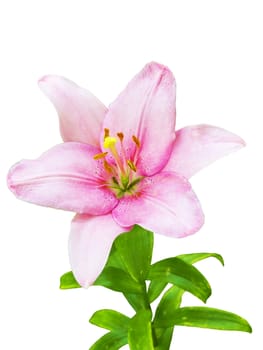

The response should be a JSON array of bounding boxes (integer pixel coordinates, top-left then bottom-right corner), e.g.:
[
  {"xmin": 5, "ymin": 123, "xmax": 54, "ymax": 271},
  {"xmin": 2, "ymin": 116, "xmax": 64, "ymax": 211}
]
[
  {"xmin": 89, "ymin": 330, "xmax": 128, "ymax": 350},
  {"xmin": 89, "ymin": 309, "xmax": 130, "ymax": 331},
  {"xmin": 148, "ymin": 257, "xmax": 211, "ymax": 302},
  {"xmin": 128, "ymin": 309, "xmax": 154, "ymax": 350},
  {"xmin": 153, "ymin": 306, "xmax": 252, "ymax": 333},
  {"xmin": 94, "ymin": 267, "xmax": 143, "ymax": 294},
  {"xmin": 60, "ymin": 271, "xmax": 81, "ymax": 289},
  {"xmin": 177, "ymin": 252, "xmax": 224, "ymax": 266}
]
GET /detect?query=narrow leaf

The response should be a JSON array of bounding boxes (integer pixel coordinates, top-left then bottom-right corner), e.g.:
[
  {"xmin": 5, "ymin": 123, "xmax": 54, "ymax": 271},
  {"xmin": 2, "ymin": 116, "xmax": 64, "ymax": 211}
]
[
  {"xmin": 104, "ymin": 244, "xmax": 127, "ymax": 270},
  {"xmin": 89, "ymin": 309, "xmax": 130, "ymax": 332},
  {"xmin": 177, "ymin": 252, "xmax": 224, "ymax": 266},
  {"xmin": 154, "ymin": 327, "xmax": 174, "ymax": 350},
  {"xmin": 94, "ymin": 267, "xmax": 142, "ymax": 294},
  {"xmin": 115, "ymin": 225, "xmax": 154, "ymax": 282},
  {"xmin": 153, "ymin": 286, "xmax": 183, "ymax": 346},
  {"xmin": 89, "ymin": 330, "xmax": 128, "ymax": 350},
  {"xmin": 128, "ymin": 310, "xmax": 154, "ymax": 350},
  {"xmin": 154, "ymin": 286, "xmax": 183, "ymax": 325},
  {"xmin": 60, "ymin": 271, "xmax": 81, "ymax": 289},
  {"xmin": 154, "ymin": 306, "xmax": 252, "ymax": 333},
  {"xmin": 124, "ymin": 292, "xmax": 150, "ymax": 312},
  {"xmin": 148, "ymin": 258, "xmax": 211, "ymax": 302},
  {"xmin": 148, "ymin": 280, "xmax": 168, "ymax": 303}
]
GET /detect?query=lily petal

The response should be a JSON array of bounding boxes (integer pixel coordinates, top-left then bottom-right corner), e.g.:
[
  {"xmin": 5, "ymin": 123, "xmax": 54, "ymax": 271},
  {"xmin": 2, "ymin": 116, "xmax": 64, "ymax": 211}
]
[
  {"xmin": 69, "ymin": 213, "xmax": 129, "ymax": 287},
  {"xmin": 163, "ymin": 125, "xmax": 246, "ymax": 178},
  {"xmin": 38, "ymin": 75, "xmax": 107, "ymax": 146},
  {"xmin": 112, "ymin": 171, "xmax": 204, "ymax": 237},
  {"xmin": 102, "ymin": 62, "xmax": 176, "ymax": 176},
  {"xmin": 7, "ymin": 143, "xmax": 118, "ymax": 214}
]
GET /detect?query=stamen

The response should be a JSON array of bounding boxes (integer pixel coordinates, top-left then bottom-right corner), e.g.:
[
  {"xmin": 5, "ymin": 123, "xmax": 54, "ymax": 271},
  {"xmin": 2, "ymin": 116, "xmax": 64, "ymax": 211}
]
[
  {"xmin": 117, "ymin": 132, "xmax": 124, "ymax": 142},
  {"xmin": 103, "ymin": 160, "xmax": 113, "ymax": 174},
  {"xmin": 93, "ymin": 152, "xmax": 108, "ymax": 160},
  {"xmin": 104, "ymin": 128, "xmax": 110, "ymax": 139},
  {"xmin": 117, "ymin": 132, "xmax": 128, "ymax": 172},
  {"xmin": 132, "ymin": 135, "xmax": 140, "ymax": 148},
  {"xmin": 127, "ymin": 160, "xmax": 137, "ymax": 172}
]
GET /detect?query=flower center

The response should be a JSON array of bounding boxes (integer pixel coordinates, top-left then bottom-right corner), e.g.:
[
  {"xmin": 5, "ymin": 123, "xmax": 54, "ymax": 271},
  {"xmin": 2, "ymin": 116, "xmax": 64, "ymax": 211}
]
[{"xmin": 94, "ymin": 129, "xmax": 143, "ymax": 198}]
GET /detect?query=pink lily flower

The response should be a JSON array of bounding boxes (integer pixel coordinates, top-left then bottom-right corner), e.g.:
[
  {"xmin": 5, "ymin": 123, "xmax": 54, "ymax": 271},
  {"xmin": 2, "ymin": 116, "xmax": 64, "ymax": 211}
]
[{"xmin": 7, "ymin": 63, "xmax": 245, "ymax": 287}]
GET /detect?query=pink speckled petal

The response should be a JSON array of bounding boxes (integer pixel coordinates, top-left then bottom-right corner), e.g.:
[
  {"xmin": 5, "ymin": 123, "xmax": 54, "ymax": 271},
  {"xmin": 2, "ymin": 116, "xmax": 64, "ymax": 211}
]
[
  {"xmin": 163, "ymin": 124, "xmax": 245, "ymax": 178},
  {"xmin": 69, "ymin": 214, "xmax": 130, "ymax": 287},
  {"xmin": 38, "ymin": 75, "xmax": 107, "ymax": 146},
  {"xmin": 112, "ymin": 171, "xmax": 204, "ymax": 238},
  {"xmin": 7, "ymin": 143, "xmax": 118, "ymax": 214},
  {"xmin": 102, "ymin": 62, "xmax": 176, "ymax": 176}
]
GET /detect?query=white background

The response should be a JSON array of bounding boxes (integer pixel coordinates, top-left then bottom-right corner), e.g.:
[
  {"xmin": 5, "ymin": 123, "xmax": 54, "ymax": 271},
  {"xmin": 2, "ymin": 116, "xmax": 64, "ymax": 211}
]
[{"xmin": 0, "ymin": 1, "xmax": 262, "ymax": 349}]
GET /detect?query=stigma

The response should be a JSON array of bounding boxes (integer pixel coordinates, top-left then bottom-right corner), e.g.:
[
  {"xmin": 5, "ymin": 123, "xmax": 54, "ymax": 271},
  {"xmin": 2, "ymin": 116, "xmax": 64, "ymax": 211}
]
[{"xmin": 103, "ymin": 136, "xmax": 117, "ymax": 149}]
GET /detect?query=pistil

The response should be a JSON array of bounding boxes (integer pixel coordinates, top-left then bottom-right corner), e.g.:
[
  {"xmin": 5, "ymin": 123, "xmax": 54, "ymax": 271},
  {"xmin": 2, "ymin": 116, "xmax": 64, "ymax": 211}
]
[{"xmin": 103, "ymin": 136, "xmax": 125, "ymax": 174}]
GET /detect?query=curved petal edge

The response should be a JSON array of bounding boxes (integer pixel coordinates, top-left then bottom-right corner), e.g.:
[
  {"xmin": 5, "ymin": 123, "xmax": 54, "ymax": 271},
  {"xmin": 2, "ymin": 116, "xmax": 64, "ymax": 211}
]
[
  {"xmin": 38, "ymin": 75, "xmax": 107, "ymax": 146},
  {"xmin": 163, "ymin": 124, "xmax": 246, "ymax": 178},
  {"xmin": 69, "ymin": 214, "xmax": 130, "ymax": 287}
]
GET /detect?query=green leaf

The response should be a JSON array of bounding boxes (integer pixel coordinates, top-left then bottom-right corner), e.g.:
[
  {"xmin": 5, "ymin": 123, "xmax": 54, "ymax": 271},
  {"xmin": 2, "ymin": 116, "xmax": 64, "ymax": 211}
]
[
  {"xmin": 114, "ymin": 225, "xmax": 153, "ymax": 282},
  {"xmin": 89, "ymin": 309, "xmax": 130, "ymax": 331},
  {"xmin": 123, "ymin": 292, "xmax": 150, "ymax": 312},
  {"xmin": 148, "ymin": 280, "xmax": 168, "ymax": 303},
  {"xmin": 60, "ymin": 271, "xmax": 81, "ymax": 289},
  {"xmin": 153, "ymin": 286, "xmax": 183, "ymax": 348},
  {"xmin": 104, "ymin": 243, "xmax": 127, "ymax": 270},
  {"xmin": 154, "ymin": 286, "xmax": 183, "ymax": 325},
  {"xmin": 154, "ymin": 306, "xmax": 252, "ymax": 333},
  {"xmin": 94, "ymin": 267, "xmax": 142, "ymax": 294},
  {"xmin": 89, "ymin": 330, "xmax": 128, "ymax": 350},
  {"xmin": 148, "ymin": 258, "xmax": 211, "ymax": 302},
  {"xmin": 128, "ymin": 310, "xmax": 154, "ymax": 350},
  {"xmin": 154, "ymin": 327, "xmax": 174, "ymax": 350},
  {"xmin": 177, "ymin": 252, "xmax": 224, "ymax": 266}
]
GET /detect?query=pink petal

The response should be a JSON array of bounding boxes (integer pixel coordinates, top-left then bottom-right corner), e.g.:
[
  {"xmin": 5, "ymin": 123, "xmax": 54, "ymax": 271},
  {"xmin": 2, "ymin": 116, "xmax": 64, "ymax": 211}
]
[
  {"xmin": 38, "ymin": 75, "xmax": 107, "ymax": 146},
  {"xmin": 69, "ymin": 213, "xmax": 130, "ymax": 287},
  {"xmin": 163, "ymin": 124, "xmax": 246, "ymax": 178},
  {"xmin": 112, "ymin": 171, "xmax": 204, "ymax": 238},
  {"xmin": 102, "ymin": 62, "xmax": 176, "ymax": 176},
  {"xmin": 7, "ymin": 143, "xmax": 118, "ymax": 214}
]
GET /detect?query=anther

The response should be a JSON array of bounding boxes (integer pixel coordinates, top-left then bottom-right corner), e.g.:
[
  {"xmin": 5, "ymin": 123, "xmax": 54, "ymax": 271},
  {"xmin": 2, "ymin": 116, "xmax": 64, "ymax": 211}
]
[
  {"xmin": 127, "ymin": 160, "xmax": 137, "ymax": 172},
  {"xmin": 117, "ymin": 132, "xmax": 124, "ymax": 142},
  {"xmin": 103, "ymin": 160, "xmax": 113, "ymax": 174},
  {"xmin": 93, "ymin": 152, "xmax": 108, "ymax": 160},
  {"xmin": 104, "ymin": 128, "xmax": 110, "ymax": 139},
  {"xmin": 132, "ymin": 135, "xmax": 140, "ymax": 148}
]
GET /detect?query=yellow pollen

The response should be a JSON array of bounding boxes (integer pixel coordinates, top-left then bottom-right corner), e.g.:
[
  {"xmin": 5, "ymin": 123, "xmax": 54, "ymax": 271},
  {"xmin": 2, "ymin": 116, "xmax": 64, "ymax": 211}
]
[
  {"xmin": 127, "ymin": 160, "xmax": 137, "ymax": 172},
  {"xmin": 132, "ymin": 135, "xmax": 140, "ymax": 148},
  {"xmin": 104, "ymin": 136, "xmax": 117, "ymax": 149},
  {"xmin": 93, "ymin": 152, "xmax": 108, "ymax": 160}
]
